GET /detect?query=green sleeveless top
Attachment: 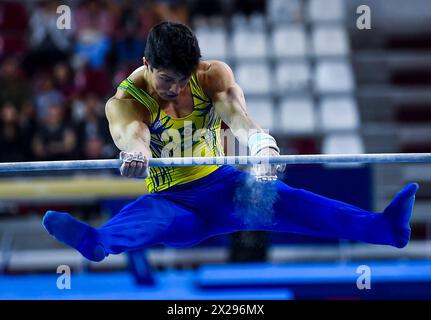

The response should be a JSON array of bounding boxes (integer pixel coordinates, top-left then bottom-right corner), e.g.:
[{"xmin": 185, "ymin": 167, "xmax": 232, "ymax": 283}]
[{"xmin": 118, "ymin": 72, "xmax": 224, "ymax": 193}]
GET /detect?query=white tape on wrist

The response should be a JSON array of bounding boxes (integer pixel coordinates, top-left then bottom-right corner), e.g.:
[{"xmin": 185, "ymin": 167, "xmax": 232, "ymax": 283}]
[{"xmin": 248, "ymin": 132, "xmax": 280, "ymax": 156}]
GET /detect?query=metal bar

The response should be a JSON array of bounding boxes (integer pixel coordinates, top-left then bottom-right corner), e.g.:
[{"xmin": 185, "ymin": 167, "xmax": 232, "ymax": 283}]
[{"xmin": 0, "ymin": 153, "xmax": 431, "ymax": 173}]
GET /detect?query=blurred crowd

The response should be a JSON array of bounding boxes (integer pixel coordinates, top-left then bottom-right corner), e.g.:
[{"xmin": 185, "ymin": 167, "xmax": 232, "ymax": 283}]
[
  {"xmin": 0, "ymin": 0, "xmax": 266, "ymax": 163},
  {"xmin": 0, "ymin": 0, "xmax": 191, "ymax": 162}
]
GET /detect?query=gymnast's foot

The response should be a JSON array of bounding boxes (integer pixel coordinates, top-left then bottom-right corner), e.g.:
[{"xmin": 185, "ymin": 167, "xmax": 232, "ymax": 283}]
[
  {"xmin": 42, "ymin": 210, "xmax": 107, "ymax": 262},
  {"xmin": 383, "ymin": 183, "xmax": 419, "ymax": 248}
]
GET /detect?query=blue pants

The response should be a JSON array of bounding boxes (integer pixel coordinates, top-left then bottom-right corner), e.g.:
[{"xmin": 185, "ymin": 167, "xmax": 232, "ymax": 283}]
[
  {"xmin": 43, "ymin": 165, "xmax": 417, "ymax": 261},
  {"xmin": 93, "ymin": 165, "xmax": 415, "ymax": 255}
]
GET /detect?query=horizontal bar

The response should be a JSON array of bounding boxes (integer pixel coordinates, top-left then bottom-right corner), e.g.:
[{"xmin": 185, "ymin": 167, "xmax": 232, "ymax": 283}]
[{"xmin": 0, "ymin": 153, "xmax": 431, "ymax": 173}]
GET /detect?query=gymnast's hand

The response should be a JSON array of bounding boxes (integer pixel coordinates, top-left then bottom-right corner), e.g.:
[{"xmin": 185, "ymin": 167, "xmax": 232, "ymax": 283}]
[
  {"xmin": 119, "ymin": 151, "xmax": 150, "ymax": 179},
  {"xmin": 251, "ymin": 148, "xmax": 286, "ymax": 182}
]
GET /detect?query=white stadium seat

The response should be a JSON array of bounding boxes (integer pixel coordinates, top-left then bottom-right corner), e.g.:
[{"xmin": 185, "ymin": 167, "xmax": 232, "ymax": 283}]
[
  {"xmin": 246, "ymin": 98, "xmax": 275, "ymax": 131},
  {"xmin": 267, "ymin": 0, "xmax": 302, "ymax": 23},
  {"xmin": 311, "ymin": 26, "xmax": 349, "ymax": 56},
  {"xmin": 319, "ymin": 96, "xmax": 360, "ymax": 131},
  {"xmin": 271, "ymin": 25, "xmax": 308, "ymax": 58},
  {"xmin": 232, "ymin": 13, "xmax": 265, "ymax": 29},
  {"xmin": 195, "ymin": 26, "xmax": 228, "ymax": 60},
  {"xmin": 275, "ymin": 61, "xmax": 311, "ymax": 92},
  {"xmin": 322, "ymin": 133, "xmax": 365, "ymax": 167},
  {"xmin": 279, "ymin": 97, "xmax": 316, "ymax": 133},
  {"xmin": 235, "ymin": 62, "xmax": 272, "ymax": 96},
  {"xmin": 322, "ymin": 133, "xmax": 364, "ymax": 154},
  {"xmin": 314, "ymin": 61, "xmax": 354, "ymax": 93},
  {"xmin": 308, "ymin": 0, "xmax": 345, "ymax": 22},
  {"xmin": 232, "ymin": 29, "xmax": 268, "ymax": 60}
]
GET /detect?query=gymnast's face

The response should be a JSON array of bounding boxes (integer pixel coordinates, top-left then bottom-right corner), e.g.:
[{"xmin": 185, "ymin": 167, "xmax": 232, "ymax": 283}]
[{"xmin": 144, "ymin": 59, "xmax": 191, "ymax": 101}]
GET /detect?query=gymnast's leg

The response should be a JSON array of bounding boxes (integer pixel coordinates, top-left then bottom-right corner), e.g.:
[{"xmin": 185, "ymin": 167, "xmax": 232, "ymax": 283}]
[
  {"xmin": 260, "ymin": 180, "xmax": 419, "ymax": 248},
  {"xmin": 42, "ymin": 193, "xmax": 209, "ymax": 262},
  {"xmin": 196, "ymin": 167, "xmax": 418, "ymax": 248}
]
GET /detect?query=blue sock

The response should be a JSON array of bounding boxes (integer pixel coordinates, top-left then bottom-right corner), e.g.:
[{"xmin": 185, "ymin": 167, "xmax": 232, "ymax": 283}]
[
  {"xmin": 383, "ymin": 183, "xmax": 419, "ymax": 248},
  {"xmin": 42, "ymin": 211, "xmax": 107, "ymax": 262}
]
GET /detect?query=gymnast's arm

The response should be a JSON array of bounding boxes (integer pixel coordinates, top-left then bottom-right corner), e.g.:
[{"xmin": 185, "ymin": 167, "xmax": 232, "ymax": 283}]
[
  {"xmin": 202, "ymin": 60, "xmax": 263, "ymax": 146},
  {"xmin": 202, "ymin": 60, "xmax": 284, "ymax": 178},
  {"xmin": 105, "ymin": 92, "xmax": 152, "ymax": 178}
]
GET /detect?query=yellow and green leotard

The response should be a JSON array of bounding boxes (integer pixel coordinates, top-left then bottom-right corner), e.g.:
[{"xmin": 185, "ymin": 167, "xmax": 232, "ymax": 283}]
[{"xmin": 118, "ymin": 72, "xmax": 224, "ymax": 193}]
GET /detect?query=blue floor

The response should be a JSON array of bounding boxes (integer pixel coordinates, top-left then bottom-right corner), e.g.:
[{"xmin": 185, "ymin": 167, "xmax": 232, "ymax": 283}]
[
  {"xmin": 197, "ymin": 260, "xmax": 431, "ymax": 299},
  {"xmin": 0, "ymin": 270, "xmax": 292, "ymax": 300},
  {"xmin": 2, "ymin": 260, "xmax": 431, "ymax": 300}
]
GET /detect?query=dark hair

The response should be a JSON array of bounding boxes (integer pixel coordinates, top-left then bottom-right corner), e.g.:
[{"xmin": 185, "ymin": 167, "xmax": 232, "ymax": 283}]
[{"xmin": 145, "ymin": 21, "xmax": 201, "ymax": 77}]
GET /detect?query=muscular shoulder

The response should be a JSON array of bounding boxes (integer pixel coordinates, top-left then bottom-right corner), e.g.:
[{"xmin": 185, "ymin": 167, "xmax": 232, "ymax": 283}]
[
  {"xmin": 106, "ymin": 96, "xmax": 153, "ymax": 128},
  {"xmin": 115, "ymin": 66, "xmax": 149, "ymax": 99},
  {"xmin": 109, "ymin": 66, "xmax": 152, "ymax": 124},
  {"xmin": 197, "ymin": 60, "xmax": 236, "ymax": 98}
]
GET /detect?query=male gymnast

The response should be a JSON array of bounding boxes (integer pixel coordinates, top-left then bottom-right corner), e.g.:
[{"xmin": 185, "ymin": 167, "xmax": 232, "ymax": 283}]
[{"xmin": 43, "ymin": 21, "xmax": 418, "ymax": 262}]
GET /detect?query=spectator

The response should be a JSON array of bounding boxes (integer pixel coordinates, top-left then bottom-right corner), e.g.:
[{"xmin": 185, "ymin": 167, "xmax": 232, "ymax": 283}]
[
  {"xmin": 189, "ymin": 0, "xmax": 224, "ymax": 19},
  {"xmin": 70, "ymin": 94, "xmax": 86, "ymax": 122},
  {"xmin": 114, "ymin": 0, "xmax": 188, "ymax": 67},
  {"xmin": 153, "ymin": 0, "xmax": 189, "ymax": 25},
  {"xmin": 84, "ymin": 136, "xmax": 106, "ymax": 159},
  {"xmin": 32, "ymin": 105, "xmax": 76, "ymax": 161},
  {"xmin": 34, "ymin": 74, "xmax": 64, "ymax": 123},
  {"xmin": 0, "ymin": 1, "xmax": 28, "ymax": 59},
  {"xmin": 115, "ymin": 0, "xmax": 147, "ymax": 67},
  {"xmin": 19, "ymin": 100, "xmax": 37, "ymax": 160},
  {"xmin": 53, "ymin": 62, "xmax": 77, "ymax": 104},
  {"xmin": 23, "ymin": 0, "xmax": 72, "ymax": 75},
  {"xmin": 0, "ymin": 57, "xmax": 32, "ymax": 107},
  {"xmin": 74, "ymin": 0, "xmax": 116, "ymax": 70},
  {"xmin": 138, "ymin": 1, "xmax": 162, "ymax": 37},
  {"xmin": 0, "ymin": 102, "xmax": 25, "ymax": 162},
  {"xmin": 0, "ymin": 1, "xmax": 28, "ymax": 32},
  {"xmin": 74, "ymin": 31, "xmax": 112, "ymax": 70},
  {"xmin": 75, "ymin": 93, "xmax": 116, "ymax": 159},
  {"xmin": 74, "ymin": 66, "xmax": 113, "ymax": 97},
  {"xmin": 75, "ymin": 0, "xmax": 118, "ymax": 39},
  {"xmin": 233, "ymin": 0, "xmax": 266, "ymax": 16}
]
